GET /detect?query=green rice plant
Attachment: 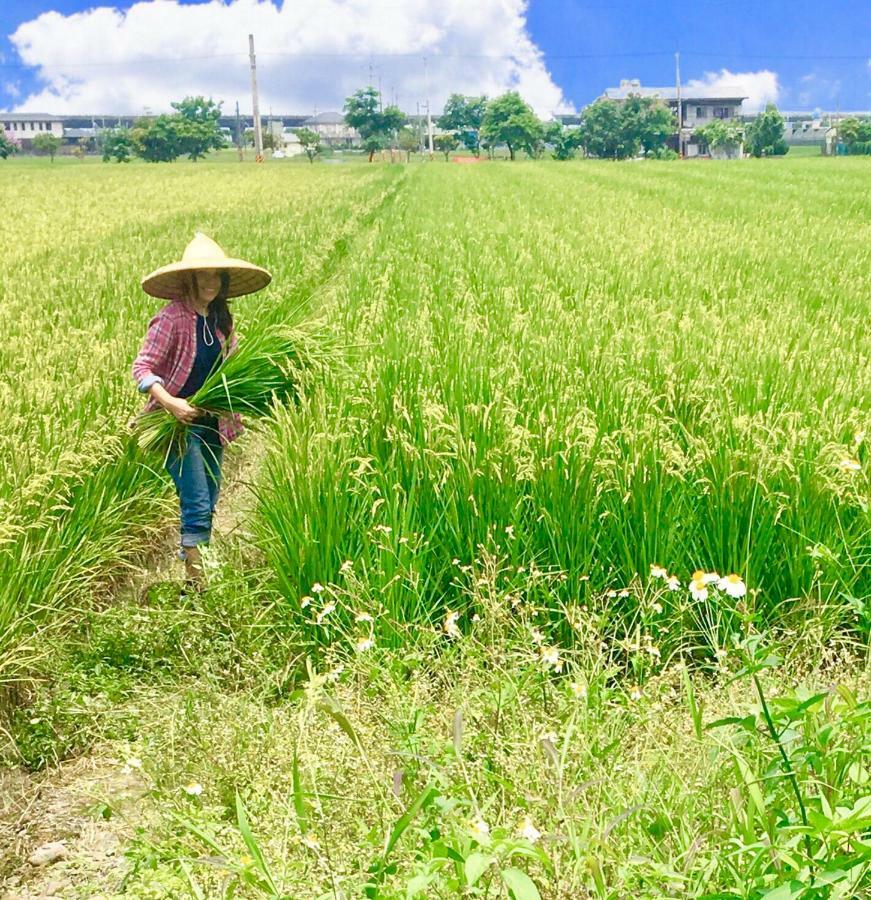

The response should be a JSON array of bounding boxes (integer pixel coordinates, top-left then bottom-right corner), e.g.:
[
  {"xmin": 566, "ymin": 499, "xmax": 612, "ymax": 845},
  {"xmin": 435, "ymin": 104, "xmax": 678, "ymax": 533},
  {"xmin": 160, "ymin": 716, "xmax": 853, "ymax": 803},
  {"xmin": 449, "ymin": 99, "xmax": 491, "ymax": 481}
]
[
  {"xmin": 253, "ymin": 158, "xmax": 871, "ymax": 653},
  {"xmin": 0, "ymin": 159, "xmax": 402, "ymax": 694}
]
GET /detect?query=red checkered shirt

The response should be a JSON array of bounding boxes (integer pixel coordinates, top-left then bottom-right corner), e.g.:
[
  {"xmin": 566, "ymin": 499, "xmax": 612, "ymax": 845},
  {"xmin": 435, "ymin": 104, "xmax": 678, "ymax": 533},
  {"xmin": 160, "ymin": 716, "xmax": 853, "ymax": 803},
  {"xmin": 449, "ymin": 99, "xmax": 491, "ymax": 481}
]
[{"xmin": 131, "ymin": 299, "xmax": 244, "ymax": 446}]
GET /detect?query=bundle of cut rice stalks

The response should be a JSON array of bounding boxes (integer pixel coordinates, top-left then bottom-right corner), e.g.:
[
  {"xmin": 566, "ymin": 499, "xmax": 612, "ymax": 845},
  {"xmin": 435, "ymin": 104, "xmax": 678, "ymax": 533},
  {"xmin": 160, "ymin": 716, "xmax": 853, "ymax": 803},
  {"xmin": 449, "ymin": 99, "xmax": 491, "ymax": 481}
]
[{"xmin": 134, "ymin": 324, "xmax": 327, "ymax": 459}]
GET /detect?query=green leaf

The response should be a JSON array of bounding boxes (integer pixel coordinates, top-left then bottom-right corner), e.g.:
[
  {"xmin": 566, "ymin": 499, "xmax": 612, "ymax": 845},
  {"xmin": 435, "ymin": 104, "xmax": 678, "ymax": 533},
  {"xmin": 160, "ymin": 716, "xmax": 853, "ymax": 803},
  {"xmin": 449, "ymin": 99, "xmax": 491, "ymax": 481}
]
[
  {"xmin": 502, "ymin": 867, "xmax": 541, "ymax": 900},
  {"xmin": 235, "ymin": 792, "xmax": 277, "ymax": 893},
  {"xmin": 759, "ymin": 881, "xmax": 805, "ymax": 900},
  {"xmin": 464, "ymin": 852, "xmax": 493, "ymax": 886},
  {"xmin": 292, "ymin": 749, "xmax": 311, "ymax": 833},
  {"xmin": 384, "ymin": 784, "xmax": 438, "ymax": 859},
  {"xmin": 317, "ymin": 695, "xmax": 365, "ymax": 753}
]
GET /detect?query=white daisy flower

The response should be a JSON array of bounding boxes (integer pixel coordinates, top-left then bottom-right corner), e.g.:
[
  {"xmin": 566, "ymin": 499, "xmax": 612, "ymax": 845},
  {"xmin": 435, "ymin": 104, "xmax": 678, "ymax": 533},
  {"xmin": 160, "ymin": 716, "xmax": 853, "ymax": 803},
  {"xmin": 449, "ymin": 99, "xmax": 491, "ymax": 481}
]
[
  {"xmin": 443, "ymin": 610, "xmax": 460, "ymax": 638},
  {"xmin": 569, "ymin": 680, "xmax": 588, "ymax": 699},
  {"xmin": 518, "ymin": 815, "xmax": 542, "ymax": 843},
  {"xmin": 539, "ymin": 646, "xmax": 563, "ymax": 672},
  {"xmin": 649, "ymin": 564, "xmax": 667, "ymax": 580},
  {"xmin": 717, "ymin": 573, "xmax": 747, "ymax": 598},
  {"xmin": 840, "ymin": 458, "xmax": 861, "ymax": 472},
  {"xmin": 300, "ymin": 595, "xmax": 313, "ymax": 608},
  {"xmin": 301, "ymin": 832, "xmax": 320, "ymax": 850},
  {"xmin": 354, "ymin": 612, "xmax": 374, "ymax": 623},
  {"xmin": 689, "ymin": 579, "xmax": 708, "ymax": 602},
  {"xmin": 184, "ymin": 783, "xmax": 203, "ymax": 796},
  {"xmin": 355, "ymin": 636, "xmax": 374, "ymax": 653},
  {"xmin": 470, "ymin": 818, "xmax": 490, "ymax": 840},
  {"xmin": 666, "ymin": 574, "xmax": 681, "ymax": 591},
  {"xmin": 315, "ymin": 602, "xmax": 336, "ymax": 624},
  {"xmin": 311, "ymin": 582, "xmax": 325, "ymax": 594}
]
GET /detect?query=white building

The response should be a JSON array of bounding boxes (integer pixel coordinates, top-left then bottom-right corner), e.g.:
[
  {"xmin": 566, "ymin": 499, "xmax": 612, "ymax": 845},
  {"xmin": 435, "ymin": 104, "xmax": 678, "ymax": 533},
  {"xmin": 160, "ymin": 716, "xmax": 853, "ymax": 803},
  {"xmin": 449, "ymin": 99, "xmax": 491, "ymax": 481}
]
[
  {"xmin": 1, "ymin": 113, "xmax": 64, "ymax": 146},
  {"xmin": 600, "ymin": 80, "xmax": 747, "ymax": 156},
  {"xmin": 279, "ymin": 129, "xmax": 304, "ymax": 157},
  {"xmin": 301, "ymin": 111, "xmax": 358, "ymax": 146}
]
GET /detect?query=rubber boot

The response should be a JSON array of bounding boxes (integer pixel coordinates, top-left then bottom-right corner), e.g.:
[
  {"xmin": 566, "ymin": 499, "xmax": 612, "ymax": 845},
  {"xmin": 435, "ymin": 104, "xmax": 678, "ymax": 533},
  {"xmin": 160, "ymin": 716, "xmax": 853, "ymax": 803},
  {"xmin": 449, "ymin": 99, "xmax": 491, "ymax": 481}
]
[{"xmin": 183, "ymin": 545, "xmax": 205, "ymax": 592}]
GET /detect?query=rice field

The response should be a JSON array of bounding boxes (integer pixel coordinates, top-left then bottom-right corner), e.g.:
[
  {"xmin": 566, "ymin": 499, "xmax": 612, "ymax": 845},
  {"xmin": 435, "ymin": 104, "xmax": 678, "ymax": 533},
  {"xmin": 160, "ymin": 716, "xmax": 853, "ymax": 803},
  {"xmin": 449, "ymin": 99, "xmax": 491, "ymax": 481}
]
[
  {"xmin": 0, "ymin": 154, "xmax": 869, "ymax": 898},
  {"xmin": 0, "ymin": 160, "xmax": 399, "ymax": 685},
  {"xmin": 257, "ymin": 157, "xmax": 871, "ymax": 654}
]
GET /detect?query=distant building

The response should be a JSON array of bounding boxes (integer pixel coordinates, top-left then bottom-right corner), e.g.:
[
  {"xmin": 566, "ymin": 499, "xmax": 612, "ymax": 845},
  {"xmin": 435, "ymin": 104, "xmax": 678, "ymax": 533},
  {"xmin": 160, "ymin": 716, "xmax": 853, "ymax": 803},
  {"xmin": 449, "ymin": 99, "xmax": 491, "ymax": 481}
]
[
  {"xmin": 301, "ymin": 111, "xmax": 358, "ymax": 146},
  {"xmin": 599, "ymin": 79, "xmax": 747, "ymax": 156},
  {"xmin": 1, "ymin": 113, "xmax": 64, "ymax": 147}
]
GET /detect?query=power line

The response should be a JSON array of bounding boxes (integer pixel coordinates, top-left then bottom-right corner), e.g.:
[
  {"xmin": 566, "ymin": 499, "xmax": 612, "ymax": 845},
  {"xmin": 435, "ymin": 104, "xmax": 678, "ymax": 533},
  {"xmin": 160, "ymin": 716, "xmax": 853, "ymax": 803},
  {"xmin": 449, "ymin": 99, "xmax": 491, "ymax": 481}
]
[{"xmin": 0, "ymin": 49, "xmax": 867, "ymax": 70}]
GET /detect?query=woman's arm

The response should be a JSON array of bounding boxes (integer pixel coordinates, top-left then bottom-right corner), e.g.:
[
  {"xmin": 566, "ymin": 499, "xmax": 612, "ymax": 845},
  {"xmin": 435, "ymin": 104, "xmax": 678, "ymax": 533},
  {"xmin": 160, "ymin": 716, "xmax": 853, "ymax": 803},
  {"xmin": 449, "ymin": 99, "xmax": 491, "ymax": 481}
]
[
  {"xmin": 132, "ymin": 309, "xmax": 197, "ymax": 424},
  {"xmin": 132, "ymin": 310, "xmax": 173, "ymax": 390},
  {"xmin": 148, "ymin": 382, "xmax": 199, "ymax": 424}
]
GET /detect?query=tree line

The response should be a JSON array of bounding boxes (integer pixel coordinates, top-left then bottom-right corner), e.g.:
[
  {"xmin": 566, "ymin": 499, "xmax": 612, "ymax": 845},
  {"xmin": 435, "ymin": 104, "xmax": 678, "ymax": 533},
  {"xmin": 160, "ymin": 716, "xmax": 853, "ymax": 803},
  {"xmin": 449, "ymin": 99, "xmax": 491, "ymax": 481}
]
[
  {"xmin": 345, "ymin": 87, "xmax": 793, "ymax": 161},
  {"xmin": 0, "ymin": 88, "xmax": 803, "ymax": 165}
]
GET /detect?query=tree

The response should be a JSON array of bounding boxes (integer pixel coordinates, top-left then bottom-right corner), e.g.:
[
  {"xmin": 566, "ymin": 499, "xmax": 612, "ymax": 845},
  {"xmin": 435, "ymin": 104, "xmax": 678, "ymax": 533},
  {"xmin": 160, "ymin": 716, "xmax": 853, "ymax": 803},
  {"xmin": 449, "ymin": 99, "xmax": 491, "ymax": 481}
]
[
  {"xmin": 621, "ymin": 94, "xmax": 674, "ymax": 155},
  {"xmin": 578, "ymin": 99, "xmax": 635, "ymax": 159},
  {"xmin": 170, "ymin": 96, "xmax": 225, "ymax": 161},
  {"xmin": 480, "ymin": 92, "xmax": 543, "ymax": 161},
  {"xmin": 397, "ymin": 126, "xmax": 419, "ymax": 162},
  {"xmin": 438, "ymin": 93, "xmax": 487, "ymax": 155},
  {"xmin": 33, "ymin": 132, "xmax": 62, "ymax": 162},
  {"xmin": 132, "ymin": 115, "xmax": 182, "ymax": 162},
  {"xmin": 746, "ymin": 104, "xmax": 788, "ymax": 157},
  {"xmin": 262, "ymin": 131, "xmax": 277, "ymax": 151},
  {"xmin": 0, "ymin": 131, "xmax": 19, "ymax": 160},
  {"xmin": 295, "ymin": 127, "xmax": 322, "ymax": 163},
  {"xmin": 837, "ymin": 117, "xmax": 871, "ymax": 147},
  {"xmin": 102, "ymin": 128, "xmax": 134, "ymax": 163},
  {"xmin": 434, "ymin": 133, "xmax": 459, "ymax": 160},
  {"xmin": 543, "ymin": 120, "xmax": 580, "ymax": 160},
  {"xmin": 343, "ymin": 87, "xmax": 406, "ymax": 161},
  {"xmin": 696, "ymin": 119, "xmax": 743, "ymax": 154}
]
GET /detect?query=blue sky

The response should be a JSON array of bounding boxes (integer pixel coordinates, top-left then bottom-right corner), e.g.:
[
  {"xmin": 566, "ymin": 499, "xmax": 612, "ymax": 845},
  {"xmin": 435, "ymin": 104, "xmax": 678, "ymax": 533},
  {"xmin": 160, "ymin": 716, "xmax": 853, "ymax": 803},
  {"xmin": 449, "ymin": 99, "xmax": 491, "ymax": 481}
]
[{"xmin": 1, "ymin": 0, "xmax": 868, "ymax": 115}]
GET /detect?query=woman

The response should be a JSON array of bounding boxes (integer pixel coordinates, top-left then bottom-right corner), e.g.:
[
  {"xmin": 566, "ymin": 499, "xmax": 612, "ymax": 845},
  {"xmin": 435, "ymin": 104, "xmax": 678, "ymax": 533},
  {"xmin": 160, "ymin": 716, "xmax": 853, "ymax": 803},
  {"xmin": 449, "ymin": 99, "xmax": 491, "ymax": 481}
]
[{"xmin": 132, "ymin": 232, "xmax": 271, "ymax": 586}]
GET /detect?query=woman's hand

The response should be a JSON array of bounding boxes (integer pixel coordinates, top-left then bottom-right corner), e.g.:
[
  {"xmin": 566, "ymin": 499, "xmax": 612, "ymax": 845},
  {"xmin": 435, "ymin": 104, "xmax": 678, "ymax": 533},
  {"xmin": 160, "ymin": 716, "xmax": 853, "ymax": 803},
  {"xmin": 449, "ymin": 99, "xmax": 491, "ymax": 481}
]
[
  {"xmin": 164, "ymin": 396, "xmax": 199, "ymax": 424},
  {"xmin": 148, "ymin": 382, "xmax": 199, "ymax": 424}
]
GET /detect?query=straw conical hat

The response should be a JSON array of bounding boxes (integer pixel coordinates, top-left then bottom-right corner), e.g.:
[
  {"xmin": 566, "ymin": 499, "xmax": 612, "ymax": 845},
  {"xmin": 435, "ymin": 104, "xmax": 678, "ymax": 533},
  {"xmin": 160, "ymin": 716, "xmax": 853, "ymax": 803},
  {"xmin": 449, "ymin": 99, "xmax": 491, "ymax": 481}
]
[{"xmin": 141, "ymin": 232, "xmax": 272, "ymax": 300}]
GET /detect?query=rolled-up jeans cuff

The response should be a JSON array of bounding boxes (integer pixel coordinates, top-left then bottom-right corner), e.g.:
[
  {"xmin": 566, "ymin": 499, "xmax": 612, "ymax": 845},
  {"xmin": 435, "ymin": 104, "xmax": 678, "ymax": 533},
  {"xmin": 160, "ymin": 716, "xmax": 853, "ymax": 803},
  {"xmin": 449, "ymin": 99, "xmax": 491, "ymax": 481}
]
[{"xmin": 181, "ymin": 531, "xmax": 211, "ymax": 548}]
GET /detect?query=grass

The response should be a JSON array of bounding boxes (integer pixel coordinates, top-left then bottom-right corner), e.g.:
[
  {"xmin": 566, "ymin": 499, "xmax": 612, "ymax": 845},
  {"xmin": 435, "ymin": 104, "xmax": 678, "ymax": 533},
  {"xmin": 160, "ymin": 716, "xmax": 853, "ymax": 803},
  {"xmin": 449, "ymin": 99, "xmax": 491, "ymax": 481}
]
[{"xmin": 0, "ymin": 154, "xmax": 869, "ymax": 898}]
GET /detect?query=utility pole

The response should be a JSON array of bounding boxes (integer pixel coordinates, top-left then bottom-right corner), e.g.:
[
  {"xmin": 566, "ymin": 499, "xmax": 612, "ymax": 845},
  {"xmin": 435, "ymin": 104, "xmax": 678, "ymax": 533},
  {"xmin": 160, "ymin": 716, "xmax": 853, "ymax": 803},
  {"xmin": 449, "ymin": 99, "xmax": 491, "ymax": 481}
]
[
  {"xmin": 675, "ymin": 51, "xmax": 683, "ymax": 158},
  {"xmin": 248, "ymin": 33, "xmax": 263, "ymax": 160},
  {"xmin": 235, "ymin": 100, "xmax": 243, "ymax": 161},
  {"xmin": 417, "ymin": 100, "xmax": 423, "ymax": 152},
  {"xmin": 424, "ymin": 56, "xmax": 433, "ymax": 159}
]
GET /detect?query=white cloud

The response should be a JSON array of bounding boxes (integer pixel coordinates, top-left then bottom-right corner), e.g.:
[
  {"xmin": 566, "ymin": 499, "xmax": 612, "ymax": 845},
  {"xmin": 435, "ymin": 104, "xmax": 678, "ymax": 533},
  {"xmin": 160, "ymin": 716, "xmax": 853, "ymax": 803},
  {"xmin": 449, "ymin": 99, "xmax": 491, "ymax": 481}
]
[
  {"xmin": 797, "ymin": 72, "xmax": 841, "ymax": 109},
  {"xmin": 9, "ymin": 0, "xmax": 571, "ymax": 116},
  {"xmin": 685, "ymin": 68, "xmax": 779, "ymax": 113}
]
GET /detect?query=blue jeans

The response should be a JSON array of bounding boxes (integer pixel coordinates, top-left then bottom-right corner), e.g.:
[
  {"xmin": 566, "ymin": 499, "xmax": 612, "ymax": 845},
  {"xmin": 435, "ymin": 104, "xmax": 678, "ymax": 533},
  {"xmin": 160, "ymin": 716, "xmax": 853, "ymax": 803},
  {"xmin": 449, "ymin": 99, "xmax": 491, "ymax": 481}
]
[{"xmin": 165, "ymin": 422, "xmax": 223, "ymax": 549}]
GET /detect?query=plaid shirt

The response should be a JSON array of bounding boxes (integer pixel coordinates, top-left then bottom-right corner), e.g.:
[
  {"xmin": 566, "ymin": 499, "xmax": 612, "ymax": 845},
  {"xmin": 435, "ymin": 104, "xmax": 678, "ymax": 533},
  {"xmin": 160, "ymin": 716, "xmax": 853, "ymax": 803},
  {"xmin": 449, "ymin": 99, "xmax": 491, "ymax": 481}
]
[{"xmin": 131, "ymin": 299, "xmax": 244, "ymax": 446}]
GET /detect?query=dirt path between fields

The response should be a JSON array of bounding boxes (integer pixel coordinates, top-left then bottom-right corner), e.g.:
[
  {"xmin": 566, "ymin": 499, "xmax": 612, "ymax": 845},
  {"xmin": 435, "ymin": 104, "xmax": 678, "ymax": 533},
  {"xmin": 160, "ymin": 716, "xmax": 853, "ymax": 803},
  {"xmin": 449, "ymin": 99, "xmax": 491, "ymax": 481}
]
[{"xmin": 0, "ymin": 433, "xmax": 265, "ymax": 899}]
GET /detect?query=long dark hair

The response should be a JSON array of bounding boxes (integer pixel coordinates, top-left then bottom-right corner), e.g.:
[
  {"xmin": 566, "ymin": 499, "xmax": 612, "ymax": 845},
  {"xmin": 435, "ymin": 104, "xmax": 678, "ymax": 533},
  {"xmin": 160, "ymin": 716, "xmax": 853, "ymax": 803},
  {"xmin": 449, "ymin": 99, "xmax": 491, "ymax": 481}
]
[{"xmin": 187, "ymin": 270, "xmax": 233, "ymax": 338}]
